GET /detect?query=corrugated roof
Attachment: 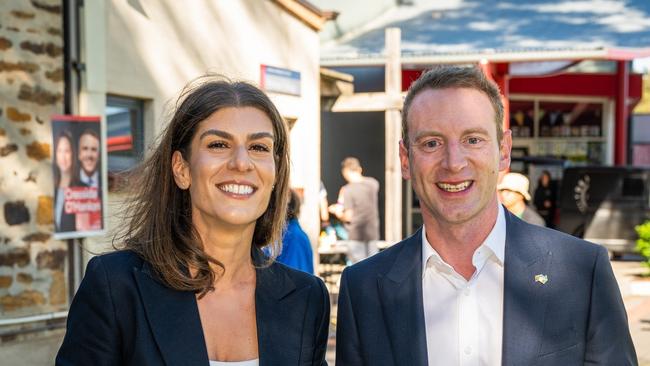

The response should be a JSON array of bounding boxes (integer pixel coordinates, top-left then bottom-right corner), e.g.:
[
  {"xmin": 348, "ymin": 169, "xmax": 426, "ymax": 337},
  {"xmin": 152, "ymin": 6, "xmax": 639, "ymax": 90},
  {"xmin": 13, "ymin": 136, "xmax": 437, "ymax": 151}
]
[{"xmin": 321, "ymin": 0, "xmax": 650, "ymax": 64}]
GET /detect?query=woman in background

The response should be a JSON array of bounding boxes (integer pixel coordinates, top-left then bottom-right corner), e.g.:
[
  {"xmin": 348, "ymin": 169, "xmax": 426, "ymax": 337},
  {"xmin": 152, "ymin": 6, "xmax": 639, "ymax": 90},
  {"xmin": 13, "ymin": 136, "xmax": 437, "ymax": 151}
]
[
  {"xmin": 57, "ymin": 77, "xmax": 330, "ymax": 365},
  {"xmin": 53, "ymin": 130, "xmax": 77, "ymax": 232}
]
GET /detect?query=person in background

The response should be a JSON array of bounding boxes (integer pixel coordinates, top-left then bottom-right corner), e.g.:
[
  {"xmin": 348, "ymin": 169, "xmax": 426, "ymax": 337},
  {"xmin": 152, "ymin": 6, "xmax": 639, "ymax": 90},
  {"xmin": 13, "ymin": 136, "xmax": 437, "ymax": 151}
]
[
  {"xmin": 533, "ymin": 170, "xmax": 557, "ymax": 228},
  {"xmin": 53, "ymin": 130, "xmax": 77, "ymax": 232},
  {"xmin": 57, "ymin": 77, "xmax": 329, "ymax": 365},
  {"xmin": 276, "ymin": 189, "xmax": 314, "ymax": 274},
  {"xmin": 498, "ymin": 172, "xmax": 546, "ymax": 227},
  {"xmin": 329, "ymin": 157, "xmax": 380, "ymax": 263}
]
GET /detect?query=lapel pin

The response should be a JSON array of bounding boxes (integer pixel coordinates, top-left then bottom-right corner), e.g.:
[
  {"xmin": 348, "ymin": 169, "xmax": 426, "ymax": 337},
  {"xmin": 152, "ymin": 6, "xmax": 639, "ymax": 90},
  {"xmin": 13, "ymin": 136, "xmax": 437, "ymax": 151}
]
[{"xmin": 534, "ymin": 274, "xmax": 548, "ymax": 285}]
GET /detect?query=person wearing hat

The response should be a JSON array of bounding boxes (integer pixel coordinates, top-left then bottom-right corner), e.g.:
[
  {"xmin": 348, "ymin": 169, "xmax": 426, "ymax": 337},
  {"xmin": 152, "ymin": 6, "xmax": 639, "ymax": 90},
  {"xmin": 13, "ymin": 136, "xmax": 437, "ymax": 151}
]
[{"xmin": 498, "ymin": 172, "xmax": 546, "ymax": 227}]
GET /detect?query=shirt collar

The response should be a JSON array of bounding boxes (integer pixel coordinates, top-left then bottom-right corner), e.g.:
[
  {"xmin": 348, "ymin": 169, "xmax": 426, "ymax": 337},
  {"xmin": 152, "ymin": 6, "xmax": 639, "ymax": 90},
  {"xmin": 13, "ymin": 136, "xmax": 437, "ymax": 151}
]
[{"xmin": 421, "ymin": 204, "xmax": 507, "ymax": 278}]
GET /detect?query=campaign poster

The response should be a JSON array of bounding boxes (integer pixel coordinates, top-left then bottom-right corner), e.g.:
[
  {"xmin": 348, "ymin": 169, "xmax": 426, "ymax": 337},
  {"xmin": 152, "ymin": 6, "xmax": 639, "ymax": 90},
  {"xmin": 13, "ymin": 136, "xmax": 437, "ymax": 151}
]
[{"xmin": 51, "ymin": 115, "xmax": 105, "ymax": 239}]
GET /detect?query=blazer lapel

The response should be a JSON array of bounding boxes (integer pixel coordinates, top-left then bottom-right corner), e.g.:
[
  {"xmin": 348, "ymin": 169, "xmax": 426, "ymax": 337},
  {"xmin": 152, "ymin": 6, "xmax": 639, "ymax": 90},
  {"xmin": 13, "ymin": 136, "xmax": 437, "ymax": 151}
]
[
  {"xmin": 255, "ymin": 262, "xmax": 298, "ymax": 365},
  {"xmin": 502, "ymin": 211, "xmax": 552, "ymax": 366},
  {"xmin": 134, "ymin": 262, "xmax": 209, "ymax": 366},
  {"xmin": 378, "ymin": 230, "xmax": 428, "ymax": 366}
]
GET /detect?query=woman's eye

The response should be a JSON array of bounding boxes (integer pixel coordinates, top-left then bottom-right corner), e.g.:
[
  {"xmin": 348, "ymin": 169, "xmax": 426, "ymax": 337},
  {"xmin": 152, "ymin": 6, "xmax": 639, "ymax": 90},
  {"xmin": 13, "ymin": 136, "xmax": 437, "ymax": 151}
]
[
  {"xmin": 207, "ymin": 141, "xmax": 228, "ymax": 149},
  {"xmin": 250, "ymin": 143, "xmax": 271, "ymax": 152}
]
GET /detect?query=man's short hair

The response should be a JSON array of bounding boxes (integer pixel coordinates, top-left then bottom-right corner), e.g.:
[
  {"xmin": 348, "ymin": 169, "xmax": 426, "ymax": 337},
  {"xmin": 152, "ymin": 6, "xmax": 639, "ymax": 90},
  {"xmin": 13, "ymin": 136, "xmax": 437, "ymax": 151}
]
[
  {"xmin": 341, "ymin": 157, "xmax": 362, "ymax": 172},
  {"xmin": 401, "ymin": 65, "xmax": 504, "ymax": 146},
  {"xmin": 79, "ymin": 128, "xmax": 100, "ymax": 142}
]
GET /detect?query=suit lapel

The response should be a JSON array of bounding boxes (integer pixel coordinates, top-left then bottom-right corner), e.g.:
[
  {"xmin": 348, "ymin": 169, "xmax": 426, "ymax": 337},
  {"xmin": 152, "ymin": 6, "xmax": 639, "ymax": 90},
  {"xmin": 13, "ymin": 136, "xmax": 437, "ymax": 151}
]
[
  {"xmin": 255, "ymin": 262, "xmax": 298, "ymax": 365},
  {"xmin": 502, "ymin": 211, "xmax": 552, "ymax": 366},
  {"xmin": 133, "ymin": 262, "xmax": 209, "ymax": 366},
  {"xmin": 378, "ymin": 230, "xmax": 428, "ymax": 366}
]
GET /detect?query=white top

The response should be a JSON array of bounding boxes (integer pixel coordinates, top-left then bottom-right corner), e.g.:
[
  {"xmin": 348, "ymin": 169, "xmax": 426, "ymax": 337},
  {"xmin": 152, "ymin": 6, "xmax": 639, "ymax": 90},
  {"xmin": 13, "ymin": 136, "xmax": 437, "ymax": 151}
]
[
  {"xmin": 421, "ymin": 205, "xmax": 506, "ymax": 366},
  {"xmin": 209, "ymin": 359, "xmax": 259, "ymax": 366},
  {"xmin": 79, "ymin": 170, "xmax": 99, "ymax": 188}
]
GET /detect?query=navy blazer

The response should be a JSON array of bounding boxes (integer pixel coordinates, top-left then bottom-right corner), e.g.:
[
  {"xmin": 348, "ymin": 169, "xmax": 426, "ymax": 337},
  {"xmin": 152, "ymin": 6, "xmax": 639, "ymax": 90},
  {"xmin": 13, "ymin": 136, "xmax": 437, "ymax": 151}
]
[
  {"xmin": 56, "ymin": 250, "xmax": 330, "ymax": 365},
  {"xmin": 336, "ymin": 210, "xmax": 637, "ymax": 365}
]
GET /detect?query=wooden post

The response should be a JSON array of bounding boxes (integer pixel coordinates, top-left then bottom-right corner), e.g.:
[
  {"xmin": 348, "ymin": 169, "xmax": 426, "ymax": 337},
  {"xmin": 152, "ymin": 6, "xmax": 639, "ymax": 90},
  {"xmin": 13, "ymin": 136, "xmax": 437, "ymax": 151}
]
[
  {"xmin": 385, "ymin": 28, "xmax": 402, "ymax": 244},
  {"xmin": 615, "ymin": 60, "xmax": 629, "ymax": 165}
]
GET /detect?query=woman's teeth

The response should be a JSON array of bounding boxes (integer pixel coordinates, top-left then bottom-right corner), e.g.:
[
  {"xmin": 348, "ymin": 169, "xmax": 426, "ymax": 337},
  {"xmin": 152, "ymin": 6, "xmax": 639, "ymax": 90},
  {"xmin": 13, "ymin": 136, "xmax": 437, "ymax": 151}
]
[{"xmin": 219, "ymin": 184, "xmax": 254, "ymax": 195}]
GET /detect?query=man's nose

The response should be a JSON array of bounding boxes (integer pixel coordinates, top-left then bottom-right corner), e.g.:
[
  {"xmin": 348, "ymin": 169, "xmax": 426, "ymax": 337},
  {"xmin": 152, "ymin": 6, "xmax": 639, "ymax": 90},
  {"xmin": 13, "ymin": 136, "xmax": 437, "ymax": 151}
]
[{"xmin": 442, "ymin": 142, "xmax": 468, "ymax": 172}]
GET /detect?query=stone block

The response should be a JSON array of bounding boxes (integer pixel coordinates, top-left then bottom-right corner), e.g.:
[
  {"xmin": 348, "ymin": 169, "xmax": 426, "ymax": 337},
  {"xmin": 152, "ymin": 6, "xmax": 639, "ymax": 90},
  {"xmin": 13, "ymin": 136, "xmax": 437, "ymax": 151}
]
[
  {"xmin": 49, "ymin": 270, "xmax": 66, "ymax": 305},
  {"xmin": 4, "ymin": 201, "xmax": 30, "ymax": 226},
  {"xmin": 0, "ymin": 128, "xmax": 5, "ymax": 136},
  {"xmin": 0, "ymin": 61, "xmax": 39, "ymax": 73},
  {"xmin": 0, "ymin": 37, "xmax": 11, "ymax": 50},
  {"xmin": 0, "ymin": 143, "xmax": 19, "ymax": 157},
  {"xmin": 36, "ymin": 249, "xmax": 66, "ymax": 270},
  {"xmin": 23, "ymin": 232, "xmax": 51, "ymax": 244},
  {"xmin": 36, "ymin": 196, "xmax": 53, "ymax": 225},
  {"xmin": 0, "ymin": 290, "xmax": 46, "ymax": 312},
  {"xmin": 19, "ymin": 128, "xmax": 31, "ymax": 136},
  {"xmin": 11, "ymin": 10, "xmax": 35, "ymax": 19},
  {"xmin": 0, "ymin": 276, "xmax": 12, "ymax": 288},
  {"xmin": 0, "ymin": 248, "xmax": 30, "ymax": 267},
  {"xmin": 26, "ymin": 141, "xmax": 50, "ymax": 161},
  {"xmin": 31, "ymin": 1, "xmax": 62, "ymax": 14},
  {"xmin": 47, "ymin": 27, "xmax": 62, "ymax": 36},
  {"xmin": 45, "ymin": 68, "xmax": 63, "ymax": 82},
  {"xmin": 18, "ymin": 84, "xmax": 62, "ymax": 106},
  {"xmin": 16, "ymin": 273, "xmax": 33, "ymax": 284},
  {"xmin": 6, "ymin": 106, "xmax": 31, "ymax": 122},
  {"xmin": 19, "ymin": 41, "xmax": 63, "ymax": 58}
]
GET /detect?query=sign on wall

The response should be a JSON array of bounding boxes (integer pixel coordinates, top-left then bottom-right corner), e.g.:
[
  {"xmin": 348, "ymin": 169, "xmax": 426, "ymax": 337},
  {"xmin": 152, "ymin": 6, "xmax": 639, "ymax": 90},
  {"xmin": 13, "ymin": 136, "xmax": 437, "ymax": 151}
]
[
  {"xmin": 260, "ymin": 65, "xmax": 301, "ymax": 96},
  {"xmin": 51, "ymin": 115, "xmax": 105, "ymax": 239}
]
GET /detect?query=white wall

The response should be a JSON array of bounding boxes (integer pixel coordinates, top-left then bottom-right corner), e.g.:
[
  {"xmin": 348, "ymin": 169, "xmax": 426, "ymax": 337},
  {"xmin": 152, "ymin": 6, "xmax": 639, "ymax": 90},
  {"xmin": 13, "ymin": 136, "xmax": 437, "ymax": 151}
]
[{"xmin": 82, "ymin": 0, "xmax": 322, "ymax": 253}]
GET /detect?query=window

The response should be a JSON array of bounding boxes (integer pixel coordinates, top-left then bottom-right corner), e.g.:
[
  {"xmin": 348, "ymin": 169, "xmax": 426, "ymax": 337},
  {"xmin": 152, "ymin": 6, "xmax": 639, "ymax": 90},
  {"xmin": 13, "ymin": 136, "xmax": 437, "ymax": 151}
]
[{"xmin": 106, "ymin": 95, "xmax": 144, "ymax": 173}]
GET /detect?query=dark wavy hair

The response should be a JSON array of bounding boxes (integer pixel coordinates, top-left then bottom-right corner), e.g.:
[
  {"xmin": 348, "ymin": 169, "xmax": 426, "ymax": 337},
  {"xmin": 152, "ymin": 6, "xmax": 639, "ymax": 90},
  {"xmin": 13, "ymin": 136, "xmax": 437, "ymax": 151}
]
[
  {"xmin": 53, "ymin": 130, "xmax": 77, "ymax": 188},
  {"xmin": 115, "ymin": 76, "xmax": 290, "ymax": 297}
]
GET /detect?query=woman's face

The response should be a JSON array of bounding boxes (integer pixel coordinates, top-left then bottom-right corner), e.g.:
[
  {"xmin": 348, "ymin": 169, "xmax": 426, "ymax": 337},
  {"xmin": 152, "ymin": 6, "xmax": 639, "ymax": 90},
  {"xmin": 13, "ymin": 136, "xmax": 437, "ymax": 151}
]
[
  {"xmin": 173, "ymin": 106, "xmax": 277, "ymax": 231},
  {"xmin": 541, "ymin": 173, "xmax": 550, "ymax": 186},
  {"xmin": 56, "ymin": 137, "xmax": 72, "ymax": 174}
]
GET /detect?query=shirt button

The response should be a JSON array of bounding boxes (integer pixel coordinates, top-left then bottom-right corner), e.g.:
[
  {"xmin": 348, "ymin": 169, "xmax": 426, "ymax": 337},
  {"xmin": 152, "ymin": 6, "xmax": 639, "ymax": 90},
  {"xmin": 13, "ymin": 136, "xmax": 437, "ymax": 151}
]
[{"xmin": 464, "ymin": 346, "xmax": 472, "ymax": 355}]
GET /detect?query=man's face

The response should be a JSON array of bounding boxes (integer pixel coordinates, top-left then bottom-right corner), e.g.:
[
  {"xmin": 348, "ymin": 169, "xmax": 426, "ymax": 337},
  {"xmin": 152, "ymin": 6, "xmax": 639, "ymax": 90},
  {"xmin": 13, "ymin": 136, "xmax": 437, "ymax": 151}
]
[
  {"xmin": 399, "ymin": 87, "xmax": 511, "ymax": 226},
  {"xmin": 78, "ymin": 133, "xmax": 100, "ymax": 175}
]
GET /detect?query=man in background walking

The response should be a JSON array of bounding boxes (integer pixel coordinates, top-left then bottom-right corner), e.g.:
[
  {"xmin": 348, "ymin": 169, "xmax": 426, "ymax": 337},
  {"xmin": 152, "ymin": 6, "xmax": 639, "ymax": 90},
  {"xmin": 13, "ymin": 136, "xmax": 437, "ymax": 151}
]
[{"xmin": 329, "ymin": 157, "xmax": 380, "ymax": 263}]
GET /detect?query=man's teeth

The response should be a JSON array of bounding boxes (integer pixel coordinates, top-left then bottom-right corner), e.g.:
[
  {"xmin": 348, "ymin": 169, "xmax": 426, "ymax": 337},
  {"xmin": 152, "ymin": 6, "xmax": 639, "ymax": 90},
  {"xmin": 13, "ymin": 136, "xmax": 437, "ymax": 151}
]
[
  {"xmin": 219, "ymin": 184, "xmax": 254, "ymax": 195},
  {"xmin": 437, "ymin": 181, "xmax": 471, "ymax": 192}
]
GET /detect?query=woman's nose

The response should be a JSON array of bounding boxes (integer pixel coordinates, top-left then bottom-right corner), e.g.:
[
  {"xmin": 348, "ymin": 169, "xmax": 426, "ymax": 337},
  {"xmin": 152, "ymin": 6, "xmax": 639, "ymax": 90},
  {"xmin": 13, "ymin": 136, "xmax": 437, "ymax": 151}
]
[{"xmin": 228, "ymin": 146, "xmax": 253, "ymax": 171}]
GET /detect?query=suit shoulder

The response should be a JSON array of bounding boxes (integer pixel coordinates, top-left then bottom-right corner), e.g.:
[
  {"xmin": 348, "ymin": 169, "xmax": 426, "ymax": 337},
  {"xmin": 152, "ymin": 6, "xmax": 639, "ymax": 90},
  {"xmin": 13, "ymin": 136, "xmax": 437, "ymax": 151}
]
[
  {"xmin": 344, "ymin": 235, "xmax": 414, "ymax": 278},
  {"xmin": 271, "ymin": 261, "xmax": 326, "ymax": 290},
  {"xmin": 86, "ymin": 250, "xmax": 145, "ymax": 279}
]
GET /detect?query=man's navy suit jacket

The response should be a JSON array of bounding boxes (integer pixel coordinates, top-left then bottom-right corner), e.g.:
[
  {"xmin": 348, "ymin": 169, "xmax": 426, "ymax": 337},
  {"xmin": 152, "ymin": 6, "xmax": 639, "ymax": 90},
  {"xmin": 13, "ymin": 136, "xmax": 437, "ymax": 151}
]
[
  {"xmin": 56, "ymin": 250, "xmax": 330, "ymax": 366},
  {"xmin": 336, "ymin": 210, "xmax": 637, "ymax": 365}
]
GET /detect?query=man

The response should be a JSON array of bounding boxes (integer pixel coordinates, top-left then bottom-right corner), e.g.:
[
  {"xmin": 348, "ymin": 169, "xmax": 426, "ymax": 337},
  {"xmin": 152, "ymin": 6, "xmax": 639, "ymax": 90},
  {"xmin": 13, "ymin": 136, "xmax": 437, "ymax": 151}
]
[
  {"xmin": 336, "ymin": 66, "xmax": 636, "ymax": 365},
  {"xmin": 78, "ymin": 129, "xmax": 100, "ymax": 188},
  {"xmin": 498, "ymin": 172, "xmax": 546, "ymax": 226},
  {"xmin": 329, "ymin": 157, "xmax": 380, "ymax": 263}
]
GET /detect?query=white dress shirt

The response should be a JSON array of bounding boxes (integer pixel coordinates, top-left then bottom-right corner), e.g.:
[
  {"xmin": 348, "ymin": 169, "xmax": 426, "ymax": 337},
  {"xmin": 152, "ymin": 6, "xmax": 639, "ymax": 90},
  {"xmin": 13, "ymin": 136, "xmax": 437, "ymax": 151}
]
[
  {"xmin": 422, "ymin": 205, "xmax": 506, "ymax": 366},
  {"xmin": 80, "ymin": 170, "xmax": 99, "ymax": 188}
]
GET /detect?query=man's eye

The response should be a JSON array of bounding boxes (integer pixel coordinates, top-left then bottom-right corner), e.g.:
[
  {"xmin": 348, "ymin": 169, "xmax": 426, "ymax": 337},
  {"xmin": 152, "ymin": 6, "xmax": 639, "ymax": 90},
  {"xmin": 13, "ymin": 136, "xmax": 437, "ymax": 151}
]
[
  {"xmin": 250, "ymin": 143, "xmax": 271, "ymax": 152},
  {"xmin": 423, "ymin": 140, "xmax": 439, "ymax": 149},
  {"xmin": 467, "ymin": 137, "xmax": 482, "ymax": 144}
]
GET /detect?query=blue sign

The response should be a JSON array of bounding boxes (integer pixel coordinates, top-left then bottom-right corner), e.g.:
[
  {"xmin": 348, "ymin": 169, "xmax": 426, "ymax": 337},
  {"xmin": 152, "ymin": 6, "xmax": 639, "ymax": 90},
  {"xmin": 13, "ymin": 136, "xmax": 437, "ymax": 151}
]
[{"xmin": 261, "ymin": 65, "xmax": 301, "ymax": 96}]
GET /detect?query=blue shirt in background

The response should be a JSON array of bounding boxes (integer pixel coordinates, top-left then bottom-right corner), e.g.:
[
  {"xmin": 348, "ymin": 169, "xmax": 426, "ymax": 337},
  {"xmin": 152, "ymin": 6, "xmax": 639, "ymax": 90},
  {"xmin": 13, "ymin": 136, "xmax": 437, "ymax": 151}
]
[{"xmin": 276, "ymin": 218, "xmax": 314, "ymax": 274}]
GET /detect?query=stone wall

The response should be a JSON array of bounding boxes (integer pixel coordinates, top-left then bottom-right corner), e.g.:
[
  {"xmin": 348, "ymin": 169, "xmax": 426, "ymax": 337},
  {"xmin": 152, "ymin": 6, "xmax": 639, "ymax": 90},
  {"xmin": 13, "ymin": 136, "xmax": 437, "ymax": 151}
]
[{"xmin": 0, "ymin": 0, "xmax": 67, "ymax": 318}]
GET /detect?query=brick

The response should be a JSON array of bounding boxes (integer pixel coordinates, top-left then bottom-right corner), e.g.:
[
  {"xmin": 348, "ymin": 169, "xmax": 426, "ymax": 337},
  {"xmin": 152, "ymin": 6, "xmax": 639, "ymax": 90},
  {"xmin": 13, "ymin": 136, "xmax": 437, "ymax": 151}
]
[
  {"xmin": 0, "ymin": 61, "xmax": 40, "ymax": 73},
  {"xmin": 0, "ymin": 143, "xmax": 18, "ymax": 157},
  {"xmin": 18, "ymin": 84, "xmax": 62, "ymax": 106},
  {"xmin": 19, "ymin": 128, "xmax": 31, "ymax": 136},
  {"xmin": 22, "ymin": 232, "xmax": 51, "ymax": 243},
  {"xmin": 0, "ymin": 276, "xmax": 12, "ymax": 288},
  {"xmin": 11, "ymin": 10, "xmax": 35, "ymax": 19},
  {"xmin": 0, "ymin": 128, "xmax": 5, "ymax": 136},
  {"xmin": 4, "ymin": 201, "xmax": 30, "ymax": 226},
  {"xmin": 45, "ymin": 68, "xmax": 63, "ymax": 82},
  {"xmin": 26, "ymin": 141, "xmax": 50, "ymax": 161},
  {"xmin": 0, "ymin": 290, "xmax": 46, "ymax": 312},
  {"xmin": 36, "ymin": 196, "xmax": 53, "ymax": 224},
  {"xmin": 47, "ymin": 28, "xmax": 61, "ymax": 36},
  {"xmin": 6, "ymin": 106, "xmax": 31, "ymax": 122},
  {"xmin": 49, "ymin": 271, "xmax": 66, "ymax": 305},
  {"xmin": 31, "ymin": 1, "xmax": 62, "ymax": 14},
  {"xmin": 0, "ymin": 248, "xmax": 30, "ymax": 267},
  {"xmin": 0, "ymin": 37, "xmax": 11, "ymax": 50},
  {"xmin": 19, "ymin": 41, "xmax": 63, "ymax": 58},
  {"xmin": 36, "ymin": 249, "xmax": 66, "ymax": 270},
  {"xmin": 16, "ymin": 273, "xmax": 32, "ymax": 284}
]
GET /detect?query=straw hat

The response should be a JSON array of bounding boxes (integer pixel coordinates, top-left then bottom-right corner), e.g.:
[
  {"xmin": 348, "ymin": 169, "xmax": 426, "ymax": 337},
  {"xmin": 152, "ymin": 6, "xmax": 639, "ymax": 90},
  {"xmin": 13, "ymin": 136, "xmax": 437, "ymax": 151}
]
[{"xmin": 497, "ymin": 172, "xmax": 532, "ymax": 201}]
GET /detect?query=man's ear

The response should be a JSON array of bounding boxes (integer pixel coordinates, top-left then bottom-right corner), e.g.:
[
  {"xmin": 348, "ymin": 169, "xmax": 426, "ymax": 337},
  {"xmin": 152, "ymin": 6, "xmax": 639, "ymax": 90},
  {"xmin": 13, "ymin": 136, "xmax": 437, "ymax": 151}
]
[
  {"xmin": 498, "ymin": 130, "xmax": 512, "ymax": 173},
  {"xmin": 399, "ymin": 140, "xmax": 411, "ymax": 180},
  {"xmin": 171, "ymin": 151, "xmax": 191, "ymax": 190}
]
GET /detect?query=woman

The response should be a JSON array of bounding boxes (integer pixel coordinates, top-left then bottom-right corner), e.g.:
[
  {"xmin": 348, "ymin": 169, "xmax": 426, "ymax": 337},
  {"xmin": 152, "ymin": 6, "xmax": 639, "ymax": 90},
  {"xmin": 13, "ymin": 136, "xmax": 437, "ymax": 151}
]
[
  {"xmin": 56, "ymin": 78, "xmax": 330, "ymax": 365},
  {"xmin": 533, "ymin": 170, "xmax": 557, "ymax": 228},
  {"xmin": 53, "ymin": 130, "xmax": 77, "ymax": 232},
  {"xmin": 275, "ymin": 189, "xmax": 314, "ymax": 274}
]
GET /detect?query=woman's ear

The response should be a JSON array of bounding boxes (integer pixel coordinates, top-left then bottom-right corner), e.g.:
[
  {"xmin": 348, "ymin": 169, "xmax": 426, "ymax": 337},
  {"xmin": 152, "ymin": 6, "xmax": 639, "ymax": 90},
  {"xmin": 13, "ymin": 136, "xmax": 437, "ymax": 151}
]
[{"xmin": 171, "ymin": 150, "xmax": 191, "ymax": 190}]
